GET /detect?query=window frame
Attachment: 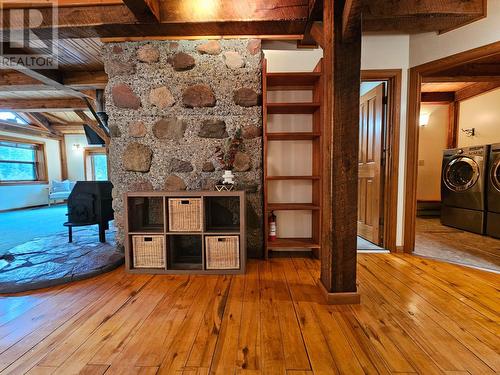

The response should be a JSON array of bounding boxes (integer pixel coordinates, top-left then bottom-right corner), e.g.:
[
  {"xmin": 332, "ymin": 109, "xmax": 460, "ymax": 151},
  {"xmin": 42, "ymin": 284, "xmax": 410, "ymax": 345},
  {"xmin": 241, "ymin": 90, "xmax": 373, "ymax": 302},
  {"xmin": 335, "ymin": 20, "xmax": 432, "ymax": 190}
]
[
  {"xmin": 84, "ymin": 147, "xmax": 109, "ymax": 181},
  {"xmin": 0, "ymin": 135, "xmax": 49, "ymax": 185}
]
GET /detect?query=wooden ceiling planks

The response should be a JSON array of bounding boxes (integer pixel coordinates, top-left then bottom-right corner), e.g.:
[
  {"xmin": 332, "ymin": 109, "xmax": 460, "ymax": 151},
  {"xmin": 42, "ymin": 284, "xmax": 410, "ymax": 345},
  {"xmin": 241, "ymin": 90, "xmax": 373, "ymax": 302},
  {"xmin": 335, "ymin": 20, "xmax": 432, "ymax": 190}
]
[{"xmin": 421, "ymin": 82, "xmax": 476, "ymax": 92}]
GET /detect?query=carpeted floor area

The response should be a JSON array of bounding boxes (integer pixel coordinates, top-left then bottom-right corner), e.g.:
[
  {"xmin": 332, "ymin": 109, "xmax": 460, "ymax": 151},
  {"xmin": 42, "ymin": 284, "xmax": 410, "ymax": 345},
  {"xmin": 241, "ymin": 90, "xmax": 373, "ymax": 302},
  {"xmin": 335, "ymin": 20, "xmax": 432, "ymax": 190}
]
[
  {"xmin": 0, "ymin": 205, "xmax": 123, "ymax": 293},
  {"xmin": 0, "ymin": 205, "xmax": 97, "ymax": 255}
]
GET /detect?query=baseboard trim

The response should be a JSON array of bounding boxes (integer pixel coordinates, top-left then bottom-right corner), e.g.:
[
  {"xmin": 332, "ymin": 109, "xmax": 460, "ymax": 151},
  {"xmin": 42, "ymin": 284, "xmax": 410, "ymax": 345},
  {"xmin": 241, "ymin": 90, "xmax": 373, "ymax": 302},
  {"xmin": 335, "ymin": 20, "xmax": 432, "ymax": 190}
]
[{"xmin": 318, "ymin": 280, "xmax": 361, "ymax": 305}]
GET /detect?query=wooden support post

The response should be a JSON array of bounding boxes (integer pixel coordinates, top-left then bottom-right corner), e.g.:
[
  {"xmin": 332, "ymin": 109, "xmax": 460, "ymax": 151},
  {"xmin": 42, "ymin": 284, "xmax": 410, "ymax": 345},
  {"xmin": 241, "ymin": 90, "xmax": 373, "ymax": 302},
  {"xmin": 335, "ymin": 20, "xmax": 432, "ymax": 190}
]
[
  {"xmin": 447, "ymin": 101, "xmax": 460, "ymax": 148},
  {"xmin": 59, "ymin": 139, "xmax": 68, "ymax": 180},
  {"xmin": 320, "ymin": 0, "xmax": 361, "ymax": 304}
]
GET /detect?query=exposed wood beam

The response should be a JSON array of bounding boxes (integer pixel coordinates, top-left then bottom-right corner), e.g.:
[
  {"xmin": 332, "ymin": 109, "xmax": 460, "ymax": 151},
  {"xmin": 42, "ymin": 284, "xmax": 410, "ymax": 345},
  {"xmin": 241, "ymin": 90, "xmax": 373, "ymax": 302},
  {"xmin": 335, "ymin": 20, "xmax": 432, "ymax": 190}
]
[
  {"xmin": 309, "ymin": 0, "xmax": 323, "ymax": 19},
  {"xmin": 0, "ymin": 122, "xmax": 62, "ymax": 139},
  {"xmin": 75, "ymin": 109, "xmax": 110, "ymax": 144},
  {"xmin": 309, "ymin": 22, "xmax": 324, "ymax": 49},
  {"xmin": 362, "ymin": 0, "xmax": 485, "ymax": 33},
  {"xmin": 123, "ymin": 0, "xmax": 160, "ymax": 23},
  {"xmin": 422, "ymin": 75, "xmax": 500, "ymax": 83},
  {"xmin": 42, "ymin": 113, "xmax": 68, "ymax": 124},
  {"xmin": 63, "ymin": 71, "xmax": 108, "ymax": 90},
  {"xmin": 454, "ymin": 82, "xmax": 500, "ymax": 102},
  {"xmin": 0, "ymin": 3, "xmax": 308, "ymax": 39},
  {"xmin": 25, "ymin": 113, "xmax": 62, "ymax": 136},
  {"xmin": 342, "ymin": 0, "xmax": 361, "ymax": 41},
  {"xmin": 321, "ymin": 0, "xmax": 361, "ymax": 303},
  {"xmin": 298, "ymin": 0, "xmax": 323, "ymax": 48},
  {"xmin": 0, "ymin": 60, "xmax": 94, "ymax": 100},
  {"xmin": 297, "ymin": 22, "xmax": 318, "ymax": 48},
  {"xmin": 427, "ymin": 63, "xmax": 500, "ymax": 78},
  {"xmin": 51, "ymin": 123, "xmax": 86, "ymax": 134},
  {"xmin": 0, "ymin": 70, "xmax": 108, "ymax": 92},
  {"xmin": 421, "ymin": 91, "xmax": 455, "ymax": 103},
  {"xmin": 0, "ymin": 98, "xmax": 89, "ymax": 112}
]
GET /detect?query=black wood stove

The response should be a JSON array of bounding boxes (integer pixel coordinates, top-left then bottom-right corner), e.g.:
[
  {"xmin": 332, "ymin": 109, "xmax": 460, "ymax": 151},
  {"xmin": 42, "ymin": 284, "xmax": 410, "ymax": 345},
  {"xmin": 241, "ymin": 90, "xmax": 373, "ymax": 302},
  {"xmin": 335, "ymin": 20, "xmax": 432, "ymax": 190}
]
[{"xmin": 65, "ymin": 181, "xmax": 114, "ymax": 243}]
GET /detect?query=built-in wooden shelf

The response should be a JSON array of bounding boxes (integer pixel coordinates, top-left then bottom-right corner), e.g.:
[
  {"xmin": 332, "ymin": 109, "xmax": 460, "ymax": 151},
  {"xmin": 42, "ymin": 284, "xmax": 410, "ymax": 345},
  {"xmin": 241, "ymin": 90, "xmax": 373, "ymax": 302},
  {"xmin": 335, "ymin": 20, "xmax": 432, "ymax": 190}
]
[
  {"xmin": 263, "ymin": 58, "xmax": 323, "ymax": 259},
  {"xmin": 266, "ymin": 132, "xmax": 320, "ymax": 140},
  {"xmin": 266, "ymin": 175, "xmax": 321, "ymax": 180},
  {"xmin": 267, "ymin": 203, "xmax": 320, "ymax": 211},
  {"xmin": 267, "ymin": 237, "xmax": 320, "ymax": 249},
  {"xmin": 266, "ymin": 72, "xmax": 321, "ymax": 89},
  {"xmin": 267, "ymin": 102, "xmax": 320, "ymax": 114}
]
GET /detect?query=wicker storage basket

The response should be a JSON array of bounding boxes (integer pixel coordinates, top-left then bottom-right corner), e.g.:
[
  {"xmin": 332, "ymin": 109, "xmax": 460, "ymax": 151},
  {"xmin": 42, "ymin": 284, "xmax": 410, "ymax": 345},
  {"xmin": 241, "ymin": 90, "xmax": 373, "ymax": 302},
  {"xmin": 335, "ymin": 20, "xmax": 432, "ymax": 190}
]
[
  {"xmin": 205, "ymin": 236, "xmax": 240, "ymax": 270},
  {"xmin": 168, "ymin": 198, "xmax": 202, "ymax": 232},
  {"xmin": 132, "ymin": 235, "xmax": 166, "ymax": 268}
]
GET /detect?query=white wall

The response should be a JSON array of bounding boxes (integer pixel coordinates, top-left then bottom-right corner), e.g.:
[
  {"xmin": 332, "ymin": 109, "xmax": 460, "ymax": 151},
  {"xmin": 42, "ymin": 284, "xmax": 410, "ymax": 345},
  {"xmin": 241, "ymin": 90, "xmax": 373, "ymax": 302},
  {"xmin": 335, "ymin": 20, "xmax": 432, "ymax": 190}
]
[
  {"xmin": 417, "ymin": 104, "xmax": 449, "ymax": 201},
  {"xmin": 264, "ymin": 34, "xmax": 410, "ymax": 246},
  {"xmin": 361, "ymin": 34, "xmax": 410, "ymax": 246},
  {"xmin": 409, "ymin": 1, "xmax": 500, "ymax": 67},
  {"xmin": 458, "ymin": 88, "xmax": 500, "ymax": 147},
  {"xmin": 0, "ymin": 130, "xmax": 61, "ymax": 211},
  {"xmin": 64, "ymin": 134, "xmax": 89, "ymax": 181}
]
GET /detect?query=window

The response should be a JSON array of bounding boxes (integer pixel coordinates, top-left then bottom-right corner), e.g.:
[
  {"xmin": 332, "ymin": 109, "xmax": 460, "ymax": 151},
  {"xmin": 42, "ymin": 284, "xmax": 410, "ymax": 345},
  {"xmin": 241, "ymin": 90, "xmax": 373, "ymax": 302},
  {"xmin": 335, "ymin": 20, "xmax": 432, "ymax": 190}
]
[
  {"xmin": 0, "ymin": 138, "xmax": 47, "ymax": 183},
  {"xmin": 85, "ymin": 148, "xmax": 109, "ymax": 181},
  {"xmin": 0, "ymin": 112, "xmax": 28, "ymax": 125}
]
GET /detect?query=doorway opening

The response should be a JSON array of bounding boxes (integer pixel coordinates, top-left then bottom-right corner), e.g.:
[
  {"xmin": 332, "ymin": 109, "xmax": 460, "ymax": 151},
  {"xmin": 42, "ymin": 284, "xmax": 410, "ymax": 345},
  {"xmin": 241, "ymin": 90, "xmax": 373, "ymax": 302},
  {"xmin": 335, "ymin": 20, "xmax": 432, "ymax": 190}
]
[
  {"xmin": 405, "ymin": 42, "xmax": 500, "ymax": 272},
  {"xmin": 357, "ymin": 70, "xmax": 401, "ymax": 252}
]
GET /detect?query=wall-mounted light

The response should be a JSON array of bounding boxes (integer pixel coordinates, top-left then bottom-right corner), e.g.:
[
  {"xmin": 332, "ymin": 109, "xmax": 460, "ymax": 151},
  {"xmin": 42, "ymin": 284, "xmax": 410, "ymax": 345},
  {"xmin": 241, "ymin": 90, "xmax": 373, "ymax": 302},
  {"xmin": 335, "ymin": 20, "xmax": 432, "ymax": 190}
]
[
  {"xmin": 72, "ymin": 143, "xmax": 83, "ymax": 153},
  {"xmin": 419, "ymin": 112, "xmax": 430, "ymax": 127},
  {"xmin": 461, "ymin": 128, "xmax": 475, "ymax": 137}
]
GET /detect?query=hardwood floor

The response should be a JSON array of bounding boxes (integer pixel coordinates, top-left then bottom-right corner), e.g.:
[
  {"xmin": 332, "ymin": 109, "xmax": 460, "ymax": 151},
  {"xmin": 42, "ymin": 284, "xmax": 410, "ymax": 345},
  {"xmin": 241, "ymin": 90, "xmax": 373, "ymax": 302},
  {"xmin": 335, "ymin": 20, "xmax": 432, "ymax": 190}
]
[
  {"xmin": 0, "ymin": 254, "xmax": 499, "ymax": 374},
  {"xmin": 415, "ymin": 217, "xmax": 500, "ymax": 272}
]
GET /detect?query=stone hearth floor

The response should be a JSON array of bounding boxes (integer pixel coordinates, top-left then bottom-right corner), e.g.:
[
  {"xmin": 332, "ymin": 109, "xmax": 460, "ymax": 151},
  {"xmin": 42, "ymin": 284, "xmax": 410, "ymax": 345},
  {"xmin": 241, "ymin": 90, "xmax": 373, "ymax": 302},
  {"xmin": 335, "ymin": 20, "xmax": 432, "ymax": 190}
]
[{"xmin": 0, "ymin": 227, "xmax": 124, "ymax": 294}]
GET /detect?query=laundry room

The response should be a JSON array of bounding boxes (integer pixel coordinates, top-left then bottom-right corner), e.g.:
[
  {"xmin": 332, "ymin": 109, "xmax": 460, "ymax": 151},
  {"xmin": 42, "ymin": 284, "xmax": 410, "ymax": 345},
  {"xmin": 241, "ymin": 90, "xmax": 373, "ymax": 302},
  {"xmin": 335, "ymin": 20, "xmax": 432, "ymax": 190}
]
[{"xmin": 415, "ymin": 83, "xmax": 500, "ymax": 272}]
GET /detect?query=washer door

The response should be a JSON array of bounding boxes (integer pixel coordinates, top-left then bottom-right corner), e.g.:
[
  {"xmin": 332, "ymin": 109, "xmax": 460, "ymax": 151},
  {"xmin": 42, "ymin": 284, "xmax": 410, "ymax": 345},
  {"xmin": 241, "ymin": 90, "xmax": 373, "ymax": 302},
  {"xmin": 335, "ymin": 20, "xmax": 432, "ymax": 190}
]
[
  {"xmin": 491, "ymin": 158, "xmax": 500, "ymax": 192},
  {"xmin": 444, "ymin": 156, "xmax": 480, "ymax": 192}
]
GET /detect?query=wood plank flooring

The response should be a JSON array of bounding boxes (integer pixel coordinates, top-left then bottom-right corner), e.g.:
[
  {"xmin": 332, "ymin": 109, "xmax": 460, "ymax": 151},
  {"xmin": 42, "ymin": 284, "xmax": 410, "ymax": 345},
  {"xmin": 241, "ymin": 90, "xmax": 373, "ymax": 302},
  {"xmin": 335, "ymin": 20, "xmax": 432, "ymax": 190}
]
[
  {"xmin": 415, "ymin": 217, "xmax": 500, "ymax": 272},
  {"xmin": 0, "ymin": 254, "xmax": 499, "ymax": 375}
]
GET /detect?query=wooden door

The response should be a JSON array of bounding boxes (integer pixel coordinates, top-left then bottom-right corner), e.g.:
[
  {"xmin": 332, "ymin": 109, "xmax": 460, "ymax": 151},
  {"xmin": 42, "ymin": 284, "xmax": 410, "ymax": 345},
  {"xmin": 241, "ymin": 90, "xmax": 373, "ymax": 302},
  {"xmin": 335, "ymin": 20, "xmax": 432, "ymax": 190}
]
[{"xmin": 358, "ymin": 84, "xmax": 384, "ymax": 244}]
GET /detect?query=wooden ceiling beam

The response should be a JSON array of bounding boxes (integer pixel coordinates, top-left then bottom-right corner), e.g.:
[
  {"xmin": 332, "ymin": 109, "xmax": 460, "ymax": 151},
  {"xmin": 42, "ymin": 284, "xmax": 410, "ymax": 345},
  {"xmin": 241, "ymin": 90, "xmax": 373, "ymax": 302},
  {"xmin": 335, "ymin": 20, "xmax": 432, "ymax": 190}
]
[
  {"xmin": 0, "ymin": 122, "xmax": 62, "ymax": 139},
  {"xmin": 123, "ymin": 0, "xmax": 160, "ymax": 23},
  {"xmin": 0, "ymin": 98, "xmax": 89, "ymax": 112},
  {"xmin": 0, "ymin": 70, "xmax": 107, "ymax": 92},
  {"xmin": 75, "ymin": 109, "xmax": 110, "ymax": 144},
  {"xmin": 426, "ymin": 63, "xmax": 500, "ymax": 79},
  {"xmin": 0, "ymin": 3, "xmax": 308, "ymax": 39},
  {"xmin": 51, "ymin": 123, "xmax": 86, "ymax": 134},
  {"xmin": 454, "ymin": 82, "xmax": 500, "ymax": 102},
  {"xmin": 362, "ymin": 0, "xmax": 485, "ymax": 33},
  {"xmin": 421, "ymin": 91, "xmax": 455, "ymax": 103},
  {"xmin": 422, "ymin": 75, "xmax": 500, "ymax": 83},
  {"xmin": 0, "ymin": 58, "xmax": 95, "ymax": 100},
  {"xmin": 309, "ymin": 22, "xmax": 324, "ymax": 49},
  {"xmin": 342, "ymin": 0, "xmax": 362, "ymax": 41},
  {"xmin": 63, "ymin": 71, "xmax": 108, "ymax": 90}
]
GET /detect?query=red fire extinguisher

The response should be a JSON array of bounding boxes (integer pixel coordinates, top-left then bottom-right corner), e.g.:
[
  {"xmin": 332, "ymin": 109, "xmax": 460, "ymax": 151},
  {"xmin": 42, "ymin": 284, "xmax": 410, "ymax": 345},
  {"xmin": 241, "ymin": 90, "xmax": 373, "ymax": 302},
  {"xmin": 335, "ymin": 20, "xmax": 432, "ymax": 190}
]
[{"xmin": 268, "ymin": 211, "xmax": 277, "ymax": 241}]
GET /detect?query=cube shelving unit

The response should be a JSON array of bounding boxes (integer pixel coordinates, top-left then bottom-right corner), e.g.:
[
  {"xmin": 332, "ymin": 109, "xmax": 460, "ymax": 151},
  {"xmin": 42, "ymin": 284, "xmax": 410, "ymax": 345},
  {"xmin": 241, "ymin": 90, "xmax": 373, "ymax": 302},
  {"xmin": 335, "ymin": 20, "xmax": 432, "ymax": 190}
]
[{"xmin": 124, "ymin": 190, "xmax": 246, "ymax": 274}]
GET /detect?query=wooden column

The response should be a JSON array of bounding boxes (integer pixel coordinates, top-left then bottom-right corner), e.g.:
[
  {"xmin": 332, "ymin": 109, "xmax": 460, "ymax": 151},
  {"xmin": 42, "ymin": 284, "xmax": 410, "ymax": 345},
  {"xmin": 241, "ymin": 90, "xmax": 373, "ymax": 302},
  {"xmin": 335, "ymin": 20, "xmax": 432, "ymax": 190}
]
[
  {"xmin": 59, "ymin": 138, "xmax": 68, "ymax": 180},
  {"xmin": 319, "ymin": 0, "xmax": 361, "ymax": 304}
]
